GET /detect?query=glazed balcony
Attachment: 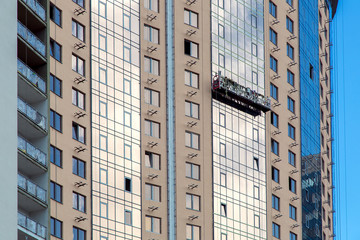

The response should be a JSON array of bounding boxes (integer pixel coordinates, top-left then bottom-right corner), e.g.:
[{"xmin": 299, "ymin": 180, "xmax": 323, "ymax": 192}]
[
  {"xmin": 18, "ymin": 173, "xmax": 47, "ymax": 205},
  {"xmin": 18, "ymin": 136, "xmax": 47, "ymax": 176},
  {"xmin": 17, "ymin": 21, "xmax": 46, "ymax": 65},
  {"xmin": 17, "ymin": 59, "xmax": 47, "ymax": 102},
  {"xmin": 18, "ymin": 98, "xmax": 47, "ymax": 138},
  {"xmin": 18, "ymin": 212, "xmax": 47, "ymax": 240},
  {"xmin": 19, "ymin": 0, "xmax": 46, "ymax": 22}
]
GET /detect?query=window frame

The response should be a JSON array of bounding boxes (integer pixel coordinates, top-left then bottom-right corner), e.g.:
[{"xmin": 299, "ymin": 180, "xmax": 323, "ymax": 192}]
[
  {"xmin": 287, "ymin": 43, "xmax": 294, "ymax": 60},
  {"xmin": 144, "ymin": 24, "xmax": 160, "ymax": 44},
  {"xmin": 184, "ymin": 9, "xmax": 198, "ymax": 28},
  {"xmin": 50, "ymin": 74, "xmax": 62, "ymax": 97},
  {"xmin": 271, "ymin": 112, "xmax": 279, "ymax": 128},
  {"xmin": 185, "ymin": 70, "xmax": 199, "ymax": 89},
  {"xmin": 185, "ymin": 101, "xmax": 200, "ymax": 119},
  {"xmin": 50, "ymin": 181, "xmax": 62, "ymax": 203},
  {"xmin": 50, "ymin": 39, "xmax": 62, "ymax": 62},
  {"xmin": 72, "ymin": 0, "xmax": 85, "ymax": 8},
  {"xmin": 270, "ymin": 83, "xmax": 278, "ymax": 100},
  {"xmin": 186, "ymin": 193, "xmax": 200, "ymax": 211},
  {"xmin": 289, "ymin": 177, "xmax": 296, "ymax": 193},
  {"xmin": 287, "ymin": 69, "xmax": 295, "ymax": 86},
  {"xmin": 270, "ymin": 55, "xmax": 278, "ymax": 73},
  {"xmin": 186, "ymin": 162, "xmax": 200, "ymax": 180},
  {"xmin": 289, "ymin": 204, "xmax": 297, "ymax": 220},
  {"xmin": 271, "ymin": 139, "xmax": 279, "ymax": 155},
  {"xmin": 287, "ymin": 96, "xmax": 295, "ymax": 113},
  {"xmin": 145, "ymin": 151, "xmax": 160, "ymax": 170},
  {"xmin": 288, "ymin": 123, "xmax": 295, "ymax": 140},
  {"xmin": 272, "ymin": 194, "xmax": 280, "ymax": 211},
  {"xmin": 286, "ymin": 16, "xmax": 294, "ymax": 33},
  {"xmin": 288, "ymin": 150, "xmax": 296, "ymax": 166},
  {"xmin": 72, "ymin": 122, "xmax": 86, "ymax": 144},
  {"xmin": 144, "ymin": 88, "xmax": 160, "ymax": 107},
  {"xmin": 73, "ymin": 226, "xmax": 86, "ymax": 240},
  {"xmin": 184, "ymin": 39, "xmax": 199, "ymax": 58},
  {"xmin": 72, "ymin": 88, "xmax": 85, "ymax": 110},
  {"xmin": 50, "ymin": 109, "xmax": 62, "ymax": 132},
  {"xmin": 50, "ymin": 4, "xmax": 62, "ymax": 26},
  {"xmin": 72, "ymin": 19, "xmax": 85, "ymax": 42},
  {"xmin": 73, "ymin": 156, "xmax": 86, "ymax": 178},
  {"xmin": 145, "ymin": 119, "xmax": 160, "ymax": 138},
  {"xmin": 272, "ymin": 222, "xmax": 280, "ymax": 239},
  {"xmin": 185, "ymin": 131, "xmax": 200, "ymax": 150},
  {"xmin": 144, "ymin": 56, "xmax": 160, "ymax": 76},
  {"xmin": 272, "ymin": 166, "xmax": 280, "ymax": 183},
  {"xmin": 50, "ymin": 145, "xmax": 62, "ymax": 167},
  {"xmin": 269, "ymin": 1, "xmax": 277, "ymax": 17},
  {"xmin": 50, "ymin": 217, "xmax": 62, "ymax": 239},
  {"xmin": 73, "ymin": 191, "xmax": 86, "ymax": 213},
  {"xmin": 72, "ymin": 54, "xmax": 85, "ymax": 76},
  {"xmin": 145, "ymin": 183, "xmax": 161, "ymax": 202},
  {"xmin": 144, "ymin": 0, "xmax": 159, "ymax": 13},
  {"xmin": 269, "ymin": 28, "xmax": 277, "ymax": 45},
  {"xmin": 145, "ymin": 215, "xmax": 161, "ymax": 234}
]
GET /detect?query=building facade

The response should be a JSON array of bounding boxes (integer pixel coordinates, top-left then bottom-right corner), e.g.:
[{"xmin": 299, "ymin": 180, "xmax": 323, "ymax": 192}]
[{"xmin": 1, "ymin": 0, "xmax": 337, "ymax": 239}]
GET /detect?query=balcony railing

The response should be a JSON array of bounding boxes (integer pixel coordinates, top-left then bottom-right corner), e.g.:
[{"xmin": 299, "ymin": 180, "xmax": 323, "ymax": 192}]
[
  {"xmin": 18, "ymin": 212, "xmax": 46, "ymax": 239},
  {"xmin": 18, "ymin": 174, "xmax": 47, "ymax": 203},
  {"xmin": 17, "ymin": 59, "xmax": 46, "ymax": 94},
  {"xmin": 20, "ymin": 0, "xmax": 46, "ymax": 21},
  {"xmin": 18, "ymin": 21, "xmax": 46, "ymax": 57},
  {"xmin": 18, "ymin": 98, "xmax": 47, "ymax": 131},
  {"xmin": 18, "ymin": 136, "xmax": 47, "ymax": 167}
]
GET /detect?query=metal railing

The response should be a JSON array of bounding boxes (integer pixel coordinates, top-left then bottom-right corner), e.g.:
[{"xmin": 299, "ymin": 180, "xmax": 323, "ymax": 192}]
[
  {"xmin": 18, "ymin": 21, "xmax": 46, "ymax": 57},
  {"xmin": 17, "ymin": 59, "xmax": 46, "ymax": 94},
  {"xmin": 20, "ymin": 0, "xmax": 46, "ymax": 21},
  {"xmin": 18, "ymin": 173, "xmax": 47, "ymax": 203},
  {"xmin": 18, "ymin": 136, "xmax": 47, "ymax": 167},
  {"xmin": 18, "ymin": 212, "xmax": 47, "ymax": 239},
  {"xmin": 18, "ymin": 98, "xmax": 47, "ymax": 131}
]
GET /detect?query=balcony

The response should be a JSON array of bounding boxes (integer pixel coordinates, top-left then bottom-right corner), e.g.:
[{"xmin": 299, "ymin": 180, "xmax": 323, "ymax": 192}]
[
  {"xmin": 18, "ymin": 21, "xmax": 46, "ymax": 66},
  {"xmin": 18, "ymin": 136, "xmax": 47, "ymax": 176},
  {"xmin": 18, "ymin": 174, "xmax": 47, "ymax": 204},
  {"xmin": 18, "ymin": 98, "xmax": 47, "ymax": 138},
  {"xmin": 18, "ymin": 59, "xmax": 47, "ymax": 102},
  {"xmin": 18, "ymin": 212, "xmax": 46, "ymax": 240},
  {"xmin": 19, "ymin": 0, "xmax": 46, "ymax": 22}
]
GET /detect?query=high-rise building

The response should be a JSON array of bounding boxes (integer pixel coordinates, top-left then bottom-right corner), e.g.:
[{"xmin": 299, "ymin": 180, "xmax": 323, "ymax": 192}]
[{"xmin": 0, "ymin": 0, "xmax": 337, "ymax": 239}]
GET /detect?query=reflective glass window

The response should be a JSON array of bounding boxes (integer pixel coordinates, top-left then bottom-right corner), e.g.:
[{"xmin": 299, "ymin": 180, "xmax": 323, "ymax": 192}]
[
  {"xmin": 184, "ymin": 9, "xmax": 198, "ymax": 28},
  {"xmin": 50, "ymin": 145, "xmax": 62, "ymax": 167}
]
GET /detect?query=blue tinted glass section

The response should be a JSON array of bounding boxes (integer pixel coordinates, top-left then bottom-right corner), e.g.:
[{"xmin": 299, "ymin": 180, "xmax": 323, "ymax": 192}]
[{"xmin": 299, "ymin": 0, "xmax": 322, "ymax": 239}]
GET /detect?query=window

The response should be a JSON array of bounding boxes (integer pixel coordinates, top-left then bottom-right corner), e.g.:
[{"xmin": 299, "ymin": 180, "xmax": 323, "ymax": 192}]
[
  {"xmin": 288, "ymin": 151, "xmax": 296, "ymax": 166},
  {"xmin": 73, "ymin": 0, "xmax": 84, "ymax": 7},
  {"xmin": 221, "ymin": 233, "xmax": 227, "ymax": 240},
  {"xmin": 254, "ymin": 215, "xmax": 260, "ymax": 228},
  {"xmin": 218, "ymin": 0, "xmax": 224, "ymax": 8},
  {"xmin": 185, "ymin": 131, "xmax": 199, "ymax": 150},
  {"xmin": 251, "ymin": 43, "xmax": 257, "ymax": 56},
  {"xmin": 218, "ymin": 24, "xmax": 225, "ymax": 38},
  {"xmin": 186, "ymin": 193, "xmax": 200, "ymax": 211},
  {"xmin": 50, "ymin": 181, "xmax": 62, "ymax": 203},
  {"xmin": 272, "ymin": 166, "xmax": 279, "ymax": 183},
  {"xmin": 287, "ymin": 69, "xmax": 294, "ymax": 86},
  {"xmin": 73, "ymin": 226, "xmax": 86, "ymax": 240},
  {"xmin": 289, "ymin": 177, "xmax": 296, "ymax": 193},
  {"xmin": 310, "ymin": 64, "xmax": 314, "ymax": 80},
  {"xmin": 50, "ymin": 4, "xmax": 61, "ymax": 26},
  {"xmin": 145, "ymin": 120, "xmax": 160, "ymax": 138},
  {"xmin": 290, "ymin": 232, "xmax": 297, "ymax": 240},
  {"xmin": 144, "ymin": 25, "xmax": 159, "ymax": 44},
  {"xmin": 145, "ymin": 151, "xmax": 160, "ymax": 170},
  {"xmin": 144, "ymin": 88, "xmax": 160, "ymax": 107},
  {"xmin": 289, "ymin": 204, "xmax": 297, "ymax": 220},
  {"xmin": 72, "ymin": 20, "xmax": 85, "ymax": 41},
  {"xmin": 125, "ymin": 210, "xmax": 132, "ymax": 225},
  {"xmin": 122, "ymin": 14, "xmax": 130, "ymax": 30},
  {"xmin": 286, "ymin": 16, "xmax": 294, "ymax": 33},
  {"xmin": 220, "ymin": 203, "xmax": 227, "ymax": 216},
  {"xmin": 272, "ymin": 222, "xmax": 280, "ymax": 238},
  {"xmin": 184, "ymin": 40, "xmax": 199, "ymax": 58},
  {"xmin": 73, "ymin": 157, "xmax": 86, "ymax": 178},
  {"xmin": 72, "ymin": 88, "xmax": 85, "ymax": 110},
  {"xmin": 287, "ymin": 97, "xmax": 295, "ymax": 113},
  {"xmin": 269, "ymin": 28, "xmax": 277, "ymax": 45},
  {"xmin": 186, "ymin": 224, "xmax": 200, "ymax": 240},
  {"xmin": 219, "ymin": 54, "xmax": 225, "ymax": 67},
  {"xmin": 185, "ymin": 70, "xmax": 199, "ymax": 89},
  {"xmin": 220, "ymin": 172, "xmax": 226, "ymax": 187},
  {"xmin": 288, "ymin": 124, "xmax": 295, "ymax": 139},
  {"xmin": 287, "ymin": 0, "xmax": 293, "ymax": 6},
  {"xmin": 125, "ymin": 178, "xmax": 132, "ymax": 192},
  {"xmin": 72, "ymin": 122, "xmax": 85, "ymax": 143},
  {"xmin": 252, "ymin": 71, "xmax": 258, "ymax": 84},
  {"xmin": 145, "ymin": 183, "xmax": 161, "ymax": 202},
  {"xmin": 144, "ymin": 56, "xmax": 159, "ymax": 75},
  {"xmin": 73, "ymin": 192, "xmax": 86, "ymax": 212},
  {"xmin": 184, "ymin": 9, "xmax": 198, "ymax": 28},
  {"xmin": 219, "ymin": 113, "xmax": 226, "ymax": 127},
  {"xmin": 220, "ymin": 142, "xmax": 226, "ymax": 157},
  {"xmin": 270, "ymin": 83, "xmax": 278, "ymax": 100},
  {"xmin": 269, "ymin": 1, "xmax": 277, "ymax": 17},
  {"xmin": 186, "ymin": 162, "xmax": 200, "ymax": 180},
  {"xmin": 72, "ymin": 54, "xmax": 85, "ymax": 76},
  {"xmin": 287, "ymin": 43, "xmax": 294, "ymax": 59},
  {"xmin": 185, "ymin": 101, "xmax": 199, "ymax": 119},
  {"xmin": 272, "ymin": 195, "xmax": 279, "ymax": 211},
  {"xmin": 271, "ymin": 139, "xmax": 279, "ymax": 155},
  {"xmin": 254, "ymin": 185, "xmax": 259, "ymax": 199},
  {"xmin": 50, "ymin": 39, "xmax": 62, "ymax": 62},
  {"xmin": 251, "ymin": 14, "xmax": 257, "ymax": 28},
  {"xmin": 50, "ymin": 145, "xmax": 62, "ymax": 167},
  {"xmin": 271, "ymin": 112, "xmax": 279, "ymax": 128},
  {"xmin": 50, "ymin": 74, "xmax": 62, "ymax": 97},
  {"xmin": 50, "ymin": 110, "xmax": 62, "ymax": 132},
  {"xmin": 51, "ymin": 217, "xmax": 62, "ymax": 239},
  {"xmin": 270, "ymin": 55, "xmax": 278, "ymax": 72},
  {"xmin": 145, "ymin": 216, "xmax": 161, "ymax": 234},
  {"xmin": 254, "ymin": 157, "xmax": 259, "ymax": 170},
  {"xmin": 145, "ymin": 0, "xmax": 158, "ymax": 12}
]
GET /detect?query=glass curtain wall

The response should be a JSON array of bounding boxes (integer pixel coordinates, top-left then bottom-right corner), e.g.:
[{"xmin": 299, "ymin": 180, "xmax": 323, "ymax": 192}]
[
  {"xmin": 211, "ymin": 0, "xmax": 267, "ymax": 239},
  {"xmin": 91, "ymin": 1, "xmax": 141, "ymax": 239},
  {"xmin": 298, "ymin": 0, "xmax": 322, "ymax": 239}
]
